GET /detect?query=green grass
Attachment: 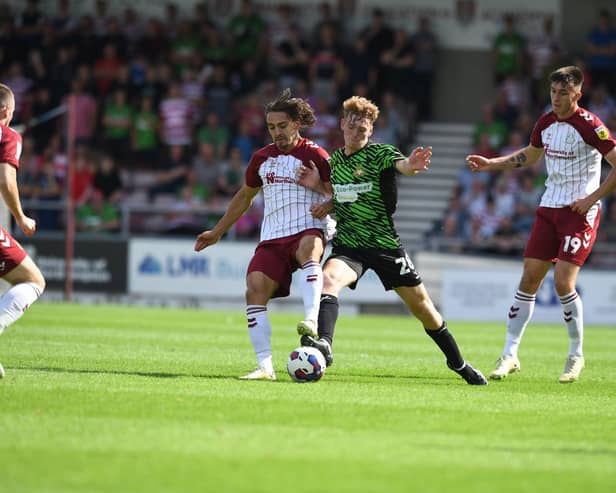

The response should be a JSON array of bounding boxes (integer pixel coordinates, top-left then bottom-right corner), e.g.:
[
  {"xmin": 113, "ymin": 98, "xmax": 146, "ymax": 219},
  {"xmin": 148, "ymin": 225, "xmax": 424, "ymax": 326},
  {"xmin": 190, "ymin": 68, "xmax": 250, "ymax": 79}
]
[{"xmin": 0, "ymin": 303, "xmax": 615, "ymax": 493}]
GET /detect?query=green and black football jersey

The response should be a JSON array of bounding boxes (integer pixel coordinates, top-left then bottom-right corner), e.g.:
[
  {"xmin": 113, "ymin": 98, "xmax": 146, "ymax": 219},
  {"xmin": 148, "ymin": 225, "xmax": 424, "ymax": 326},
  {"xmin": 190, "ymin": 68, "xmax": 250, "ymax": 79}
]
[{"xmin": 330, "ymin": 142, "xmax": 405, "ymax": 249}]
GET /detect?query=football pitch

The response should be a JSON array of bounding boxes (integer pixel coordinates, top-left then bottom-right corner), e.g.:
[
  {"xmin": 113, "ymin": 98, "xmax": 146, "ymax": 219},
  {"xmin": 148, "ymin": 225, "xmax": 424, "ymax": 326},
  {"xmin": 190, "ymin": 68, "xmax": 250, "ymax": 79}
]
[{"xmin": 1, "ymin": 303, "xmax": 614, "ymax": 493}]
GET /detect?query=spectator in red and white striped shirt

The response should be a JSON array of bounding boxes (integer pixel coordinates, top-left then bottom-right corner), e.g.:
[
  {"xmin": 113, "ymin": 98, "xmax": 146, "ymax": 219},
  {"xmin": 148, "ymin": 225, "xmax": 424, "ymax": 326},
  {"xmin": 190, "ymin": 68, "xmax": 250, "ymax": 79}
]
[
  {"xmin": 158, "ymin": 81, "xmax": 193, "ymax": 148},
  {"xmin": 194, "ymin": 89, "xmax": 334, "ymax": 381},
  {"xmin": 467, "ymin": 65, "xmax": 616, "ymax": 383}
]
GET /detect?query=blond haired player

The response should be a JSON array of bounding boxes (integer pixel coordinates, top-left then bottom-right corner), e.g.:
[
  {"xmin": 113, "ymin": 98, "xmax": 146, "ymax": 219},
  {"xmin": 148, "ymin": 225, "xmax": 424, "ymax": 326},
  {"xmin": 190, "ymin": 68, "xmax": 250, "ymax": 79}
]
[{"xmin": 299, "ymin": 96, "xmax": 487, "ymax": 385}]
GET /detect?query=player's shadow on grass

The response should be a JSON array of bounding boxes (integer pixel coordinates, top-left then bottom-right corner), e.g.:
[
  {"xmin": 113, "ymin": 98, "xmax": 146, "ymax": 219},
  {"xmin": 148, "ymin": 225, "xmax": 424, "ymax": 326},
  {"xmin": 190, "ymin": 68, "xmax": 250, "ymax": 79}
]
[
  {"xmin": 323, "ymin": 372, "xmax": 458, "ymax": 384},
  {"xmin": 481, "ymin": 443, "xmax": 616, "ymax": 457},
  {"xmin": 14, "ymin": 367, "xmax": 473, "ymax": 385},
  {"xmin": 12, "ymin": 366, "xmax": 236, "ymax": 380}
]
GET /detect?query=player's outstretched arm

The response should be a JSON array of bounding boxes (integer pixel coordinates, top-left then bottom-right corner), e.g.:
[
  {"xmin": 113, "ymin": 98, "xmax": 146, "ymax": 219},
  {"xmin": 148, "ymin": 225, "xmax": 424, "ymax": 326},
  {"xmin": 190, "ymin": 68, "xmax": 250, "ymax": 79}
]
[
  {"xmin": 571, "ymin": 147, "xmax": 616, "ymax": 214},
  {"xmin": 194, "ymin": 183, "xmax": 259, "ymax": 252},
  {"xmin": 0, "ymin": 162, "xmax": 36, "ymax": 236},
  {"xmin": 466, "ymin": 145, "xmax": 543, "ymax": 173},
  {"xmin": 395, "ymin": 146, "xmax": 432, "ymax": 176}
]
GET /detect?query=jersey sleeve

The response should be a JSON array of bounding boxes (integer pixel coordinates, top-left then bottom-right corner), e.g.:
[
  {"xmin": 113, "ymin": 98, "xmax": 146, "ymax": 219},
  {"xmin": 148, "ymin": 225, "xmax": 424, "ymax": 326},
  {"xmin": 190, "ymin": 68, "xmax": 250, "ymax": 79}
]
[
  {"xmin": 245, "ymin": 152, "xmax": 266, "ymax": 188},
  {"xmin": 530, "ymin": 113, "xmax": 554, "ymax": 148},
  {"xmin": 312, "ymin": 146, "xmax": 331, "ymax": 182},
  {"xmin": 580, "ymin": 112, "xmax": 616, "ymax": 156},
  {"xmin": 0, "ymin": 126, "xmax": 22, "ymax": 168},
  {"xmin": 377, "ymin": 144, "xmax": 405, "ymax": 171}
]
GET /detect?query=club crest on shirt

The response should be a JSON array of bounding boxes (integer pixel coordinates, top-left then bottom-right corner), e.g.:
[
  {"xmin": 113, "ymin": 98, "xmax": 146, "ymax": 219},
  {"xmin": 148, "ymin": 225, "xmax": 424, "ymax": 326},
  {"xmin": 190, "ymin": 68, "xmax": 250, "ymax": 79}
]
[
  {"xmin": 594, "ymin": 125, "xmax": 609, "ymax": 140},
  {"xmin": 354, "ymin": 164, "xmax": 365, "ymax": 177}
]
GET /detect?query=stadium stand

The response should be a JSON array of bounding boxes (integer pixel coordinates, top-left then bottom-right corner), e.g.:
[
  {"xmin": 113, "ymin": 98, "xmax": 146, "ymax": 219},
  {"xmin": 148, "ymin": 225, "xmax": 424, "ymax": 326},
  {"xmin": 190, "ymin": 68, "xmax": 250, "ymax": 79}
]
[{"xmin": 1, "ymin": 0, "xmax": 615, "ymax": 267}]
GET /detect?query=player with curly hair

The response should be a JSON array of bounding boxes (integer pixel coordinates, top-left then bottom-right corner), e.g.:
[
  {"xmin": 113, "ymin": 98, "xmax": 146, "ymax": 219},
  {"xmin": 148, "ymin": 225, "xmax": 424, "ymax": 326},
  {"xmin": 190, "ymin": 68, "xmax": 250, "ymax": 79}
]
[{"xmin": 194, "ymin": 89, "xmax": 333, "ymax": 380}]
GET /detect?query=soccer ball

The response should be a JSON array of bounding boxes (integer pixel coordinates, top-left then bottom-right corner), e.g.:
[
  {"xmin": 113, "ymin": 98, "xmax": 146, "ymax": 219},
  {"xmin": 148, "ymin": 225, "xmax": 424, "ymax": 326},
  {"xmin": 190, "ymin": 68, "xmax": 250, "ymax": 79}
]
[{"xmin": 287, "ymin": 346, "xmax": 326, "ymax": 383}]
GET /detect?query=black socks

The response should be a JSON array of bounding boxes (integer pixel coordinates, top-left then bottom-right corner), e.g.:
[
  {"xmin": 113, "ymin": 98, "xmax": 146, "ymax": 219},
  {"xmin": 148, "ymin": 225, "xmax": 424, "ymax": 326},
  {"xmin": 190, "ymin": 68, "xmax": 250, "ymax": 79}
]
[
  {"xmin": 424, "ymin": 322, "xmax": 465, "ymax": 369},
  {"xmin": 317, "ymin": 294, "xmax": 339, "ymax": 346}
]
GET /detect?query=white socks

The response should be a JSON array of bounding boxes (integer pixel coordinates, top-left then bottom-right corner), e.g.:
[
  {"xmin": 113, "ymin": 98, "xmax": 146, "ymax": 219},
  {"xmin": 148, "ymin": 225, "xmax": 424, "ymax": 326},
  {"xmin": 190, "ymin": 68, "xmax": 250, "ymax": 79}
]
[
  {"xmin": 560, "ymin": 291, "xmax": 583, "ymax": 357},
  {"xmin": 300, "ymin": 260, "xmax": 322, "ymax": 322},
  {"xmin": 246, "ymin": 305, "xmax": 273, "ymax": 373},
  {"xmin": 0, "ymin": 282, "xmax": 43, "ymax": 335},
  {"xmin": 503, "ymin": 290, "xmax": 535, "ymax": 358},
  {"xmin": 502, "ymin": 289, "xmax": 584, "ymax": 358},
  {"xmin": 245, "ymin": 260, "xmax": 321, "ymax": 375}
]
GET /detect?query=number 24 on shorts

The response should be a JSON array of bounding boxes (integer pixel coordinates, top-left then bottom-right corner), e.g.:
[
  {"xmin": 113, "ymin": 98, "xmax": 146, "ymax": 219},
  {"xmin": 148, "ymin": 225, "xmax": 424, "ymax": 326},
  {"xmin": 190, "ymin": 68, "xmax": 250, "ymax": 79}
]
[{"xmin": 395, "ymin": 254, "xmax": 415, "ymax": 275}]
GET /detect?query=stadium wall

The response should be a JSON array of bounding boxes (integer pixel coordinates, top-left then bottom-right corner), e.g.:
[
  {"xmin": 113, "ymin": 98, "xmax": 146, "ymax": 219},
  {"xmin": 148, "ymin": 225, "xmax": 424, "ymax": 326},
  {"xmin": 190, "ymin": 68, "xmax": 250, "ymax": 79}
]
[{"xmin": 19, "ymin": 238, "xmax": 616, "ymax": 324}]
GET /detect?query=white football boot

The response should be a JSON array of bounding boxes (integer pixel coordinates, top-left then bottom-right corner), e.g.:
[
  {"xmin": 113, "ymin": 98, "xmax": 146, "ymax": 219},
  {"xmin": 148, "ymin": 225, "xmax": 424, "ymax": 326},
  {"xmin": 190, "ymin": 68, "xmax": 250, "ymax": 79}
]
[
  {"xmin": 559, "ymin": 355, "xmax": 584, "ymax": 383},
  {"xmin": 296, "ymin": 319, "xmax": 318, "ymax": 338},
  {"xmin": 238, "ymin": 366, "xmax": 276, "ymax": 381},
  {"xmin": 489, "ymin": 355, "xmax": 521, "ymax": 380}
]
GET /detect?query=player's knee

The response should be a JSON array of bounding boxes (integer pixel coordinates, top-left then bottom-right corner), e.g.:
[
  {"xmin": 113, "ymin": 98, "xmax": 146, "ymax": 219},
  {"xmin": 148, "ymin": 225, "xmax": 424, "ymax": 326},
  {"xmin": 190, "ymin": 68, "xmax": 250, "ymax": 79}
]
[
  {"xmin": 322, "ymin": 269, "xmax": 344, "ymax": 291},
  {"xmin": 245, "ymin": 281, "xmax": 271, "ymax": 305},
  {"xmin": 414, "ymin": 299, "xmax": 438, "ymax": 321},
  {"xmin": 297, "ymin": 242, "xmax": 323, "ymax": 263},
  {"xmin": 245, "ymin": 285, "xmax": 261, "ymax": 304},
  {"xmin": 519, "ymin": 271, "xmax": 546, "ymax": 294},
  {"xmin": 33, "ymin": 275, "xmax": 45, "ymax": 294},
  {"xmin": 24, "ymin": 272, "xmax": 45, "ymax": 296},
  {"xmin": 553, "ymin": 278, "xmax": 575, "ymax": 296}
]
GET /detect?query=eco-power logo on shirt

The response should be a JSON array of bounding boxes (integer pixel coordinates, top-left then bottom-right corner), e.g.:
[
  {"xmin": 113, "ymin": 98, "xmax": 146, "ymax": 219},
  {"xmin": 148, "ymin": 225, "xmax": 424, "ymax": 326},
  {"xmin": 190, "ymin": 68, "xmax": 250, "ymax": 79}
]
[{"xmin": 333, "ymin": 182, "xmax": 373, "ymax": 202}]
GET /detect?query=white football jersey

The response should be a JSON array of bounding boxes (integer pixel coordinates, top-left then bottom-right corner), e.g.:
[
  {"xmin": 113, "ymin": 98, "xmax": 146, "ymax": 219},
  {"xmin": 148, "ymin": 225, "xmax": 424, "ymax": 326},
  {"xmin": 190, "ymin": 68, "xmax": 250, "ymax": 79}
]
[
  {"xmin": 531, "ymin": 108, "xmax": 616, "ymax": 207},
  {"xmin": 245, "ymin": 138, "xmax": 333, "ymax": 242}
]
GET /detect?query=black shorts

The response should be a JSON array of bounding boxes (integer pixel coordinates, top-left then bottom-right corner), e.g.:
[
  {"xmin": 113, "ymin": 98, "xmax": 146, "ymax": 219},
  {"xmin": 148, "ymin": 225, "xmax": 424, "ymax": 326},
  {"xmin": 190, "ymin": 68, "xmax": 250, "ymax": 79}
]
[{"xmin": 326, "ymin": 245, "xmax": 422, "ymax": 291}]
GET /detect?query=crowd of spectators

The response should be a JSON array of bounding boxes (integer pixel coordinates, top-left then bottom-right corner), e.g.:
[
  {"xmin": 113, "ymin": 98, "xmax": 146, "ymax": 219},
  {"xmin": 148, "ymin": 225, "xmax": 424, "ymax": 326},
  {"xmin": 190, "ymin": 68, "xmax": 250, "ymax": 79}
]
[
  {"xmin": 428, "ymin": 9, "xmax": 616, "ymax": 266},
  {"xmin": 1, "ymin": 0, "xmax": 437, "ymax": 237},
  {"xmin": 3, "ymin": 1, "xmax": 616, "ymax": 264}
]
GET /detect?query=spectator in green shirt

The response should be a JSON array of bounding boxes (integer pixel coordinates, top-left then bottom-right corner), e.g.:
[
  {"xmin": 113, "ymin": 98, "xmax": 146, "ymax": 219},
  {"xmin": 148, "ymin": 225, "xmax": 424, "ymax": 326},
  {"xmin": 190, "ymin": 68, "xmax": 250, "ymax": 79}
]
[
  {"xmin": 197, "ymin": 112, "xmax": 230, "ymax": 160},
  {"xmin": 170, "ymin": 20, "xmax": 202, "ymax": 73},
  {"xmin": 131, "ymin": 94, "xmax": 160, "ymax": 168},
  {"xmin": 492, "ymin": 14, "xmax": 527, "ymax": 83},
  {"xmin": 228, "ymin": 0, "xmax": 267, "ymax": 64},
  {"xmin": 76, "ymin": 190, "xmax": 120, "ymax": 233},
  {"xmin": 102, "ymin": 88, "xmax": 133, "ymax": 162},
  {"xmin": 472, "ymin": 104, "xmax": 509, "ymax": 152}
]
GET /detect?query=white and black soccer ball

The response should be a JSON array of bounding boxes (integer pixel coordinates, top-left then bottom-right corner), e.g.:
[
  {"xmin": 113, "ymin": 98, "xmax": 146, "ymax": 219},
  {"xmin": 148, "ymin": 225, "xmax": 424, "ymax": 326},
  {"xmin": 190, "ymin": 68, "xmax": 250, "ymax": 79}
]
[{"xmin": 287, "ymin": 346, "xmax": 326, "ymax": 383}]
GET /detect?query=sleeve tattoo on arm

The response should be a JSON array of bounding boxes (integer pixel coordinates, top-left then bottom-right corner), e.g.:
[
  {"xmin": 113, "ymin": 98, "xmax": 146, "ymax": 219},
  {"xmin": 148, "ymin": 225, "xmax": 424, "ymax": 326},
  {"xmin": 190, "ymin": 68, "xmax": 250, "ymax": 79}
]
[{"xmin": 506, "ymin": 152, "xmax": 527, "ymax": 168}]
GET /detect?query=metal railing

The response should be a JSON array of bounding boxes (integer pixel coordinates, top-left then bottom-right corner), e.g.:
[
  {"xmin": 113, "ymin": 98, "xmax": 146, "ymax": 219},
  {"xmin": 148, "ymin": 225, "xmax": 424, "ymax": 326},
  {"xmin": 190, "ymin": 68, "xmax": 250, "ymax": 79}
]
[{"xmin": 19, "ymin": 199, "xmax": 234, "ymax": 238}]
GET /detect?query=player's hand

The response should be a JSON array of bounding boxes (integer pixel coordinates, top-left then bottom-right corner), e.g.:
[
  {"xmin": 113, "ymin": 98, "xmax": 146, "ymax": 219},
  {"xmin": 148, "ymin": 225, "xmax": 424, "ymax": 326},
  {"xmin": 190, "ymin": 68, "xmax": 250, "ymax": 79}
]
[
  {"xmin": 296, "ymin": 160, "xmax": 322, "ymax": 191},
  {"xmin": 409, "ymin": 146, "xmax": 432, "ymax": 172},
  {"xmin": 17, "ymin": 216, "xmax": 36, "ymax": 236},
  {"xmin": 310, "ymin": 200, "xmax": 333, "ymax": 219},
  {"xmin": 194, "ymin": 230, "xmax": 221, "ymax": 251},
  {"xmin": 570, "ymin": 197, "xmax": 594, "ymax": 215},
  {"xmin": 466, "ymin": 154, "xmax": 491, "ymax": 172}
]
